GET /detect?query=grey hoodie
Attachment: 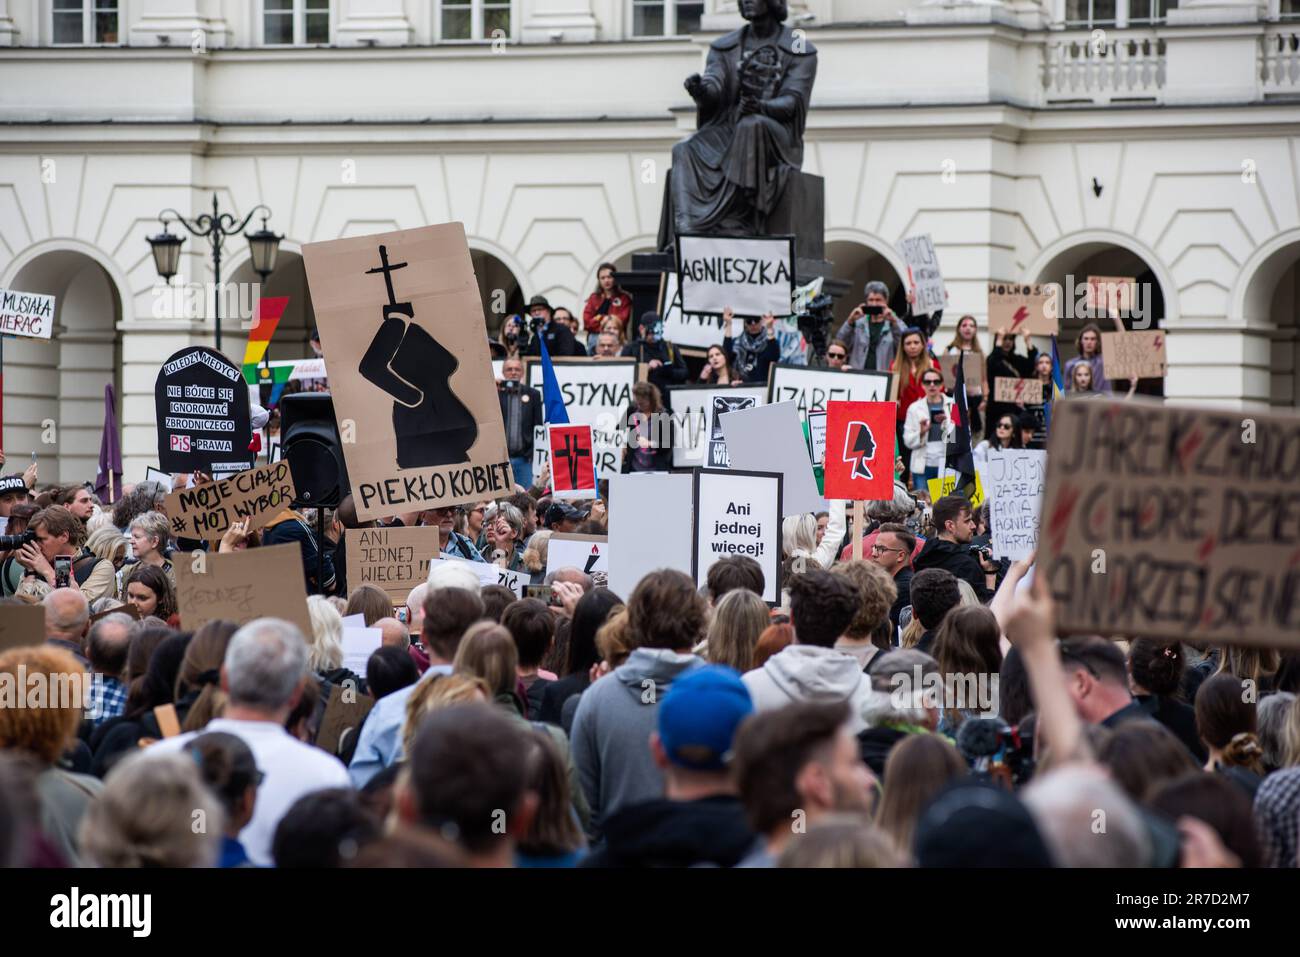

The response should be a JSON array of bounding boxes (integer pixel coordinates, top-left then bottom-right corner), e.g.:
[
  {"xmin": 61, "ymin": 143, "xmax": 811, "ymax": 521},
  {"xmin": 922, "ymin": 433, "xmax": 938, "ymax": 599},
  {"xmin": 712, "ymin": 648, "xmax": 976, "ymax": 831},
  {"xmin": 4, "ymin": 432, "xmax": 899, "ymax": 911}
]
[
  {"xmin": 741, "ymin": 645, "xmax": 871, "ymax": 733},
  {"xmin": 570, "ymin": 647, "xmax": 704, "ymax": 836}
]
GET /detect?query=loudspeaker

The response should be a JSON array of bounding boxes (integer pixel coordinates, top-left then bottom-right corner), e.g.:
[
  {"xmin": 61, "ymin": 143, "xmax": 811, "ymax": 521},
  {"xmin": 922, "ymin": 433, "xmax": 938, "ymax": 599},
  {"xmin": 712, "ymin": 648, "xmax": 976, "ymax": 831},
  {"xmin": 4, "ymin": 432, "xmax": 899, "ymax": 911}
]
[{"xmin": 280, "ymin": 392, "xmax": 350, "ymax": 508}]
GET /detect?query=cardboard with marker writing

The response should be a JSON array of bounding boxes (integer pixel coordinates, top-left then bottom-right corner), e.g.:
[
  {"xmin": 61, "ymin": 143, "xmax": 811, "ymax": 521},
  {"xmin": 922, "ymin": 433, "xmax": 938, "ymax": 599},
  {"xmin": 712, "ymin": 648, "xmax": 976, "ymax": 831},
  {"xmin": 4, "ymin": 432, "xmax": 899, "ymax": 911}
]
[
  {"xmin": 316, "ymin": 683, "xmax": 376, "ymax": 758},
  {"xmin": 346, "ymin": 526, "xmax": 441, "ymax": 603},
  {"xmin": 939, "ymin": 353, "xmax": 984, "ymax": 392},
  {"xmin": 302, "ymin": 223, "xmax": 512, "ymax": 523},
  {"xmin": 1102, "ymin": 330, "xmax": 1167, "ymax": 382},
  {"xmin": 163, "ymin": 461, "xmax": 297, "ymax": 542},
  {"xmin": 0, "ymin": 604, "xmax": 44, "ymax": 652},
  {"xmin": 1041, "ymin": 397, "xmax": 1300, "ymax": 647},
  {"xmin": 994, "ymin": 377, "xmax": 1045, "ymax": 405},
  {"xmin": 987, "ymin": 283, "xmax": 1057, "ymax": 336},
  {"xmin": 676, "ymin": 234, "xmax": 795, "ymax": 319},
  {"xmin": 175, "ymin": 543, "xmax": 312, "ymax": 637}
]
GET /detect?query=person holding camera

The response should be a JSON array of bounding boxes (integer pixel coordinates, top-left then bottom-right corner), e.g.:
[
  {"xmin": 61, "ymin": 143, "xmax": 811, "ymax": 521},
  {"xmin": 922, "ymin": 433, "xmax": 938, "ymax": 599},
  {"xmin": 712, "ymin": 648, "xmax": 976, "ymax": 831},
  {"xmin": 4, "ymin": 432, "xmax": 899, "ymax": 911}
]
[
  {"xmin": 835, "ymin": 281, "xmax": 906, "ymax": 371},
  {"xmin": 522, "ymin": 295, "xmax": 584, "ymax": 358},
  {"xmin": 498, "ymin": 356, "xmax": 543, "ymax": 490},
  {"xmin": 721, "ymin": 306, "xmax": 780, "ymax": 384},
  {"xmin": 913, "ymin": 494, "xmax": 998, "ymax": 603},
  {"xmin": 13, "ymin": 504, "xmax": 117, "ymax": 602}
]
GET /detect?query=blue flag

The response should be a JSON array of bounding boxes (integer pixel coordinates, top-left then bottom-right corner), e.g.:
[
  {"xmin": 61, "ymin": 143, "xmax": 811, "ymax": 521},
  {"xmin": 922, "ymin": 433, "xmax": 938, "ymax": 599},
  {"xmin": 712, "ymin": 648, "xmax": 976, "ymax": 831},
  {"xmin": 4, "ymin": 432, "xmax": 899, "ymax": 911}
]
[
  {"xmin": 538, "ymin": 333, "xmax": 569, "ymax": 424},
  {"xmin": 1046, "ymin": 336, "xmax": 1065, "ymax": 435}
]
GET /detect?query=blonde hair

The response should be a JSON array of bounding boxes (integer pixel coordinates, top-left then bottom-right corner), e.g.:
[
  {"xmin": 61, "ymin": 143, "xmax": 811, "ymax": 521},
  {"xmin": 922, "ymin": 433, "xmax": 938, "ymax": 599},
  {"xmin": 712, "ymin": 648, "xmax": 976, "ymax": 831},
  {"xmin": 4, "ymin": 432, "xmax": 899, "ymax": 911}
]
[
  {"xmin": 900, "ymin": 615, "xmax": 924, "ymax": 650},
  {"xmin": 85, "ymin": 526, "xmax": 129, "ymax": 564},
  {"xmin": 705, "ymin": 589, "xmax": 769, "ymax": 672},
  {"xmin": 452, "ymin": 622, "xmax": 518, "ymax": 697},
  {"xmin": 401, "ymin": 673, "xmax": 491, "ymax": 760},
  {"xmin": 306, "ymin": 594, "xmax": 344, "ymax": 673},
  {"xmin": 955, "ymin": 579, "xmax": 980, "ymax": 607},
  {"xmin": 523, "ymin": 530, "xmax": 552, "ymax": 575},
  {"xmin": 777, "ymin": 815, "xmax": 904, "ymax": 868},
  {"xmin": 595, "ymin": 606, "xmax": 632, "ymax": 668},
  {"xmin": 782, "ymin": 514, "xmax": 818, "ymax": 560}
]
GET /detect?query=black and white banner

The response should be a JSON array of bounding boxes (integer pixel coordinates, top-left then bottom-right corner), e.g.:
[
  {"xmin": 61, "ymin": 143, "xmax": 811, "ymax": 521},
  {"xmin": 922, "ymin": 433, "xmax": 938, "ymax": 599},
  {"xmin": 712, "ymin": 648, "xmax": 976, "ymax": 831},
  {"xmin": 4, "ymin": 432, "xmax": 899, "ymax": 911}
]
[
  {"xmin": 526, "ymin": 358, "xmax": 636, "ymax": 478},
  {"xmin": 693, "ymin": 468, "xmax": 782, "ymax": 605},
  {"xmin": 659, "ymin": 271, "xmax": 728, "ymax": 349},
  {"xmin": 676, "ymin": 234, "xmax": 796, "ymax": 319},
  {"xmin": 767, "ymin": 364, "xmax": 893, "ymax": 428},
  {"xmin": 668, "ymin": 383, "xmax": 766, "ymax": 467},
  {"xmin": 154, "ymin": 347, "xmax": 254, "ymax": 475},
  {"xmin": 0, "ymin": 287, "xmax": 56, "ymax": 340}
]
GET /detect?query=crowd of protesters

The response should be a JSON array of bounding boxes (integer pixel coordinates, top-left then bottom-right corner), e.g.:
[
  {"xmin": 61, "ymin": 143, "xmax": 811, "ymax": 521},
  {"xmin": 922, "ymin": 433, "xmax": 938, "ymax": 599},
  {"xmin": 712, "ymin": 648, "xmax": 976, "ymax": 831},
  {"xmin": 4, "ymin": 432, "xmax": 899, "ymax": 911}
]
[{"xmin": 3, "ymin": 265, "xmax": 1296, "ymax": 873}]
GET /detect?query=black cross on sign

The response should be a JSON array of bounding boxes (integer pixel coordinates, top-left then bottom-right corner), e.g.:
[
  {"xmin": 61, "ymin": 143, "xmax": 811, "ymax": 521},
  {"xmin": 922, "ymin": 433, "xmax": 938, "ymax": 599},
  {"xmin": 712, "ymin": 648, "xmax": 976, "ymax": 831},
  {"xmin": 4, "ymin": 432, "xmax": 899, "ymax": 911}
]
[
  {"xmin": 553, "ymin": 433, "xmax": 590, "ymax": 489},
  {"xmin": 365, "ymin": 244, "xmax": 409, "ymax": 308}
]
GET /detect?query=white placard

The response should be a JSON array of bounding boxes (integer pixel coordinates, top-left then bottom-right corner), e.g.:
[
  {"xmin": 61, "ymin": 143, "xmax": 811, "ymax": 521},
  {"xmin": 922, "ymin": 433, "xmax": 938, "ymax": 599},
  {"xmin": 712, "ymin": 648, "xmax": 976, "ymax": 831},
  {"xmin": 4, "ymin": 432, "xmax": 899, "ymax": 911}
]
[
  {"xmin": 527, "ymin": 358, "xmax": 635, "ymax": 478},
  {"xmin": 693, "ymin": 469, "xmax": 782, "ymax": 605},
  {"xmin": 677, "ymin": 235, "xmax": 795, "ymax": 319},
  {"xmin": 0, "ymin": 288, "xmax": 56, "ymax": 340},
  {"xmin": 144, "ymin": 466, "xmax": 174, "ymax": 492},
  {"xmin": 660, "ymin": 271, "xmax": 728, "ymax": 350},
  {"xmin": 432, "ymin": 555, "xmax": 527, "ymax": 596},
  {"xmin": 899, "ymin": 234, "xmax": 945, "ymax": 315},
  {"xmin": 546, "ymin": 533, "xmax": 608, "ymax": 580},
  {"xmin": 607, "ymin": 472, "xmax": 695, "ymax": 600},
  {"xmin": 341, "ymin": 626, "xmax": 382, "ymax": 676},
  {"xmin": 987, "ymin": 449, "xmax": 1046, "ymax": 561},
  {"xmin": 492, "ymin": 359, "xmax": 504, "ymax": 381},
  {"xmin": 668, "ymin": 383, "xmax": 766, "ymax": 468},
  {"xmin": 807, "ymin": 409, "xmax": 827, "ymax": 467},
  {"xmin": 768, "ymin": 364, "xmax": 892, "ymax": 430},
  {"xmin": 720, "ymin": 401, "xmax": 821, "ymax": 516}
]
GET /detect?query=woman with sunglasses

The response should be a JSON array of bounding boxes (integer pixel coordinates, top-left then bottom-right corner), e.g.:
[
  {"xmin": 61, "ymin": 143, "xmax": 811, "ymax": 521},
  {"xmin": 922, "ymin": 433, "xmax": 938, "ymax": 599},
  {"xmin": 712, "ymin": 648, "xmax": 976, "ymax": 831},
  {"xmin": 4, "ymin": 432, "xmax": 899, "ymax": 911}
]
[
  {"xmin": 902, "ymin": 370, "xmax": 956, "ymax": 492},
  {"xmin": 721, "ymin": 306, "xmax": 779, "ymax": 384},
  {"xmin": 972, "ymin": 413, "xmax": 1023, "ymax": 470}
]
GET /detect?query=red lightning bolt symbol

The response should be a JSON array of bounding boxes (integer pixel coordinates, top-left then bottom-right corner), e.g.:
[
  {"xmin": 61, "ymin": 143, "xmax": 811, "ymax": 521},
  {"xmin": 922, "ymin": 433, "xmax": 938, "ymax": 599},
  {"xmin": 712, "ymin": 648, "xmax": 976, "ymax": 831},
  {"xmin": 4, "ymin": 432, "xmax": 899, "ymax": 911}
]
[
  {"xmin": 1009, "ymin": 306, "xmax": 1029, "ymax": 333},
  {"xmin": 1177, "ymin": 427, "xmax": 1204, "ymax": 472},
  {"xmin": 1048, "ymin": 483, "xmax": 1081, "ymax": 555}
]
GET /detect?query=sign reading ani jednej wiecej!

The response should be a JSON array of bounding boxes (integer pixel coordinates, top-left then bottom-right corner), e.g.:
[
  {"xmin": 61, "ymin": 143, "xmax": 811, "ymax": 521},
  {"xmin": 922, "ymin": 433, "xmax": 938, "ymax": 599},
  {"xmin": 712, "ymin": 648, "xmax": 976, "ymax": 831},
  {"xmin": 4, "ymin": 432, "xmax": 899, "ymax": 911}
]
[{"xmin": 155, "ymin": 346, "xmax": 253, "ymax": 475}]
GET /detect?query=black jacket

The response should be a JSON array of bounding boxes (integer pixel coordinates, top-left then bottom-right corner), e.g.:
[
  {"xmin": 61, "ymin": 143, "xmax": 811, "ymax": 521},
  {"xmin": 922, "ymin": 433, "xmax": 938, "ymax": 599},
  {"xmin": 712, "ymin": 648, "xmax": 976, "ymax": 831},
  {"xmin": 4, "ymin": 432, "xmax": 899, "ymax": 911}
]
[
  {"xmin": 858, "ymin": 726, "xmax": 911, "ymax": 778},
  {"xmin": 1136, "ymin": 693, "xmax": 1207, "ymax": 763},
  {"xmin": 890, "ymin": 567, "xmax": 913, "ymax": 631},
  {"xmin": 524, "ymin": 321, "xmax": 585, "ymax": 358},
  {"xmin": 914, "ymin": 537, "xmax": 991, "ymax": 602},
  {"xmin": 263, "ymin": 512, "xmax": 336, "ymax": 595},
  {"xmin": 621, "ymin": 339, "xmax": 687, "ymax": 402},
  {"xmin": 986, "ymin": 343, "xmax": 1040, "ymax": 428},
  {"xmin": 723, "ymin": 334, "xmax": 780, "ymax": 385},
  {"xmin": 538, "ymin": 671, "xmax": 589, "ymax": 726},
  {"xmin": 499, "ymin": 381, "xmax": 544, "ymax": 458},
  {"xmin": 580, "ymin": 795, "xmax": 756, "ymax": 868}
]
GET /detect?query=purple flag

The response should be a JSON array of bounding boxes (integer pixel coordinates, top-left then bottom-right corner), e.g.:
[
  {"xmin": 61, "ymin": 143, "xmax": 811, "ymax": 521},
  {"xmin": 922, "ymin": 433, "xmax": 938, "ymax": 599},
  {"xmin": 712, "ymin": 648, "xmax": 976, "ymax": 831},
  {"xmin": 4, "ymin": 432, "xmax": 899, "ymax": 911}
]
[{"xmin": 94, "ymin": 383, "xmax": 122, "ymax": 504}]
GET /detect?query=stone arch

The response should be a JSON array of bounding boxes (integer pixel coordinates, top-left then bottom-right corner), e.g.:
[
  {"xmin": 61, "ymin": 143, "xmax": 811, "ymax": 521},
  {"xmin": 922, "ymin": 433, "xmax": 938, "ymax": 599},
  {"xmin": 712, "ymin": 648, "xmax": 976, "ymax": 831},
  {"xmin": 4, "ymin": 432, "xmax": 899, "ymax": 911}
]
[{"xmin": 1233, "ymin": 230, "xmax": 1300, "ymax": 407}]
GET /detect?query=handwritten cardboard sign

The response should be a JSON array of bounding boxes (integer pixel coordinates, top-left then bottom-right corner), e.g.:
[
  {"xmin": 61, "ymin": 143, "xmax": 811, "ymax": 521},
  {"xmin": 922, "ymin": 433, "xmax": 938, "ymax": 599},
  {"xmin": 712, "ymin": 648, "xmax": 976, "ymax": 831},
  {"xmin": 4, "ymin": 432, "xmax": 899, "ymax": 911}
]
[
  {"xmin": 0, "ymin": 604, "xmax": 44, "ymax": 652},
  {"xmin": 175, "ymin": 543, "xmax": 312, "ymax": 637},
  {"xmin": 993, "ymin": 377, "xmax": 1045, "ymax": 405},
  {"xmin": 316, "ymin": 683, "xmax": 376, "ymax": 757},
  {"xmin": 939, "ymin": 352, "xmax": 984, "ymax": 392},
  {"xmin": 1041, "ymin": 398, "xmax": 1300, "ymax": 647},
  {"xmin": 0, "ymin": 288, "xmax": 56, "ymax": 340},
  {"xmin": 164, "ymin": 461, "xmax": 297, "ymax": 542},
  {"xmin": 987, "ymin": 449, "xmax": 1046, "ymax": 561},
  {"xmin": 676, "ymin": 234, "xmax": 796, "ymax": 318},
  {"xmin": 346, "ymin": 526, "xmax": 441, "ymax": 603},
  {"xmin": 987, "ymin": 283, "xmax": 1057, "ymax": 336},
  {"xmin": 900, "ymin": 234, "xmax": 945, "ymax": 315},
  {"xmin": 1101, "ymin": 330, "xmax": 1166, "ymax": 381},
  {"xmin": 1086, "ymin": 275, "xmax": 1137, "ymax": 317}
]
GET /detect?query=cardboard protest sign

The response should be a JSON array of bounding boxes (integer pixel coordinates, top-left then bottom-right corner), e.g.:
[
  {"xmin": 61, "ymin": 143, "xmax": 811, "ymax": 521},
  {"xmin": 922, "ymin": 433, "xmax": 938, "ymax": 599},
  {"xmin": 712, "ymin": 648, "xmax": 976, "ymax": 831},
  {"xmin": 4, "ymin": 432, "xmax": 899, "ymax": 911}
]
[
  {"xmin": 823, "ymin": 401, "xmax": 897, "ymax": 501},
  {"xmin": 987, "ymin": 283, "xmax": 1057, "ymax": 336},
  {"xmin": 1086, "ymin": 275, "xmax": 1137, "ymax": 317},
  {"xmin": 767, "ymin": 364, "xmax": 892, "ymax": 429},
  {"xmin": 548, "ymin": 424, "xmax": 598, "ymax": 499},
  {"xmin": 900, "ymin": 234, "xmax": 945, "ymax": 315},
  {"xmin": 163, "ymin": 461, "xmax": 296, "ymax": 542},
  {"xmin": 927, "ymin": 471, "xmax": 985, "ymax": 508},
  {"xmin": 527, "ymin": 357, "xmax": 635, "ymax": 477},
  {"xmin": 346, "ymin": 526, "xmax": 441, "ymax": 603},
  {"xmin": 0, "ymin": 288, "xmax": 56, "ymax": 340},
  {"xmin": 302, "ymin": 224, "xmax": 512, "ymax": 523},
  {"xmin": 546, "ymin": 533, "xmax": 608, "ymax": 580},
  {"xmin": 939, "ymin": 353, "xmax": 983, "ymax": 392},
  {"xmin": 155, "ymin": 347, "xmax": 254, "ymax": 475},
  {"xmin": 660, "ymin": 271, "xmax": 728, "ymax": 349},
  {"xmin": 722, "ymin": 401, "xmax": 822, "ymax": 515},
  {"xmin": 993, "ymin": 377, "xmax": 1045, "ymax": 405},
  {"xmin": 0, "ymin": 604, "xmax": 44, "ymax": 652},
  {"xmin": 668, "ymin": 384, "xmax": 765, "ymax": 468},
  {"xmin": 693, "ymin": 469, "xmax": 782, "ymax": 604},
  {"xmin": 987, "ymin": 449, "xmax": 1046, "ymax": 561},
  {"xmin": 1041, "ymin": 399, "xmax": 1300, "ymax": 647},
  {"xmin": 316, "ymin": 683, "xmax": 376, "ymax": 758},
  {"xmin": 175, "ymin": 543, "xmax": 311, "ymax": 637},
  {"xmin": 676, "ymin": 234, "xmax": 795, "ymax": 318},
  {"xmin": 430, "ymin": 555, "xmax": 528, "ymax": 597},
  {"xmin": 1101, "ymin": 330, "xmax": 1166, "ymax": 381},
  {"xmin": 608, "ymin": 472, "xmax": 694, "ymax": 599}
]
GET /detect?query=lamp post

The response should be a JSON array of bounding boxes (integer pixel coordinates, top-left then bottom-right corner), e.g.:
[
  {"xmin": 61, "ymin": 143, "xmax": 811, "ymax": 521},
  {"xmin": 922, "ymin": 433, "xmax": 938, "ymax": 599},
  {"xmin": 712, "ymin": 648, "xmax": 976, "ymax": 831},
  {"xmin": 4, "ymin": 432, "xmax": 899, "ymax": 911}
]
[{"xmin": 147, "ymin": 194, "xmax": 282, "ymax": 353}]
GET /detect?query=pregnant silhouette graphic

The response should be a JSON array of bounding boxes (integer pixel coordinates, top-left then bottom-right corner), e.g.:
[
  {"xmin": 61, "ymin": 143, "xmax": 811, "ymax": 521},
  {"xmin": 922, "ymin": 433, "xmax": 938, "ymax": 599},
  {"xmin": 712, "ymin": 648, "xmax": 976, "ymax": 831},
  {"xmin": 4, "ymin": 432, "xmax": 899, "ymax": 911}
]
[{"xmin": 358, "ymin": 244, "xmax": 477, "ymax": 468}]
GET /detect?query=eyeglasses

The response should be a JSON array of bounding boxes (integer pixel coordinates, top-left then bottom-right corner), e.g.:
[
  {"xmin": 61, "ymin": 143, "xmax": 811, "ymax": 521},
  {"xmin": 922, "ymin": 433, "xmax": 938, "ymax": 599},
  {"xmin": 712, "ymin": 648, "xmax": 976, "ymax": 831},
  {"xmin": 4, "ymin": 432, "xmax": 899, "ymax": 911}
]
[
  {"xmin": 828, "ymin": 352, "xmax": 846, "ymax": 360},
  {"xmin": 870, "ymin": 544, "xmax": 905, "ymax": 555},
  {"xmin": 922, "ymin": 379, "xmax": 943, "ymax": 386},
  {"xmin": 996, "ymin": 422, "xmax": 1013, "ymax": 430}
]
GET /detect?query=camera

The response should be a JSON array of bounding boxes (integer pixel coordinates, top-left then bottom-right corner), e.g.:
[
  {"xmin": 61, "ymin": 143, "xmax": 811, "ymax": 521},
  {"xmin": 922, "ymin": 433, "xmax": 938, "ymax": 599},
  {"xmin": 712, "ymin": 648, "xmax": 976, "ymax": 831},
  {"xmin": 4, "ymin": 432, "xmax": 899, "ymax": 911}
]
[
  {"xmin": 498, "ymin": 378, "xmax": 521, "ymax": 392},
  {"xmin": 0, "ymin": 529, "xmax": 36, "ymax": 551},
  {"xmin": 864, "ymin": 304, "xmax": 885, "ymax": 316},
  {"xmin": 796, "ymin": 292, "xmax": 836, "ymax": 365}
]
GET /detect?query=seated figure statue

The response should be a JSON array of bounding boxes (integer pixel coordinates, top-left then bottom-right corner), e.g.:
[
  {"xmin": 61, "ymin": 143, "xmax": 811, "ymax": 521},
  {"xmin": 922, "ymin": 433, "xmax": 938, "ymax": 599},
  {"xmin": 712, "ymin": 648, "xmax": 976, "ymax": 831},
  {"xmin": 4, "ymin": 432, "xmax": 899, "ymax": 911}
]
[{"xmin": 671, "ymin": 0, "xmax": 818, "ymax": 237}]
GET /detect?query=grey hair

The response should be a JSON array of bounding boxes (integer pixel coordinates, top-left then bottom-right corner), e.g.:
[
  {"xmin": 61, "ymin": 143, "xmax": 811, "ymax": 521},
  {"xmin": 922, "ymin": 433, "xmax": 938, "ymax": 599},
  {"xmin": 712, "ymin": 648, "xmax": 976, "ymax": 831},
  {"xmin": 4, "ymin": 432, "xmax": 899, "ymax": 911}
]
[
  {"xmin": 224, "ymin": 618, "xmax": 310, "ymax": 711},
  {"xmin": 494, "ymin": 502, "xmax": 524, "ymax": 538},
  {"xmin": 864, "ymin": 280, "xmax": 889, "ymax": 299},
  {"xmin": 87, "ymin": 612, "xmax": 134, "ymax": 648},
  {"xmin": 1258, "ymin": 692, "xmax": 1297, "ymax": 770},
  {"xmin": 129, "ymin": 510, "xmax": 171, "ymax": 550},
  {"xmin": 866, "ymin": 483, "xmax": 916, "ymax": 523},
  {"xmin": 305, "ymin": 595, "xmax": 343, "ymax": 673},
  {"xmin": 1023, "ymin": 765, "xmax": 1150, "ymax": 868},
  {"xmin": 544, "ymin": 568, "xmax": 593, "ymax": 590}
]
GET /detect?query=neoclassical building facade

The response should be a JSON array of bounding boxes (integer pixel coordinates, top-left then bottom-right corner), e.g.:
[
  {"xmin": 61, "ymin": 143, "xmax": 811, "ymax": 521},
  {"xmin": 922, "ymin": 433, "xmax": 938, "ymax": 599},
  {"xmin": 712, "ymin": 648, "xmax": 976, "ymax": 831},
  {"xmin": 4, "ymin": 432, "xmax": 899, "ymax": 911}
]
[{"xmin": 1, "ymin": 0, "xmax": 1299, "ymax": 481}]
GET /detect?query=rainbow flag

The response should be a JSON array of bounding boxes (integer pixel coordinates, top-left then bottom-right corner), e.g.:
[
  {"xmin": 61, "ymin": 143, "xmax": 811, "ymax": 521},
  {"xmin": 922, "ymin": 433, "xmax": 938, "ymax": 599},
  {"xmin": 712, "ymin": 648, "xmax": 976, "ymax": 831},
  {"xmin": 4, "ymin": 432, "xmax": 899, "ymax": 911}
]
[{"xmin": 241, "ymin": 296, "xmax": 290, "ymax": 401}]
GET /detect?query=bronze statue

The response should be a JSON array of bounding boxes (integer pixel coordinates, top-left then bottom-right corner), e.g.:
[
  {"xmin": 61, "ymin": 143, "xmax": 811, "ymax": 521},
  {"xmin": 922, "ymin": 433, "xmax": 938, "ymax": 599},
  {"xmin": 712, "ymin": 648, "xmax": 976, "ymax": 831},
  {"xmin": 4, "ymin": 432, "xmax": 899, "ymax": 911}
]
[{"xmin": 671, "ymin": 0, "xmax": 817, "ymax": 237}]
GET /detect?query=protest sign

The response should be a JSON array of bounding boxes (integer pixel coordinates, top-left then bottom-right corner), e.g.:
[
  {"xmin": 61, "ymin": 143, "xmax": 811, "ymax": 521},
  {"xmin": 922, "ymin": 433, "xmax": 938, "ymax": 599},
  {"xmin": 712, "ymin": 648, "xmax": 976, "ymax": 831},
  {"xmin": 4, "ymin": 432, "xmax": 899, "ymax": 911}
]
[
  {"xmin": 607, "ymin": 472, "xmax": 694, "ymax": 599},
  {"xmin": 175, "ymin": 543, "xmax": 311, "ymax": 637},
  {"xmin": 676, "ymin": 234, "xmax": 795, "ymax": 318},
  {"xmin": 660, "ymin": 271, "xmax": 728, "ymax": 350},
  {"xmin": 987, "ymin": 283, "xmax": 1057, "ymax": 336},
  {"xmin": 1041, "ymin": 399, "xmax": 1300, "ymax": 647},
  {"xmin": 987, "ymin": 449, "xmax": 1046, "ymax": 561},
  {"xmin": 0, "ymin": 604, "xmax": 44, "ymax": 652},
  {"xmin": 900, "ymin": 234, "xmax": 945, "ymax": 315},
  {"xmin": 546, "ymin": 533, "xmax": 608, "ymax": 580},
  {"xmin": 1102, "ymin": 330, "xmax": 1166, "ymax": 381},
  {"xmin": 693, "ymin": 468, "xmax": 782, "ymax": 604},
  {"xmin": 939, "ymin": 353, "xmax": 983, "ymax": 392},
  {"xmin": 768, "ymin": 364, "xmax": 892, "ymax": 430},
  {"xmin": 163, "ymin": 461, "xmax": 296, "ymax": 542},
  {"xmin": 144, "ymin": 466, "xmax": 174, "ymax": 492},
  {"xmin": 0, "ymin": 288, "xmax": 56, "ymax": 339},
  {"xmin": 927, "ymin": 471, "xmax": 985, "ymax": 508},
  {"xmin": 668, "ymin": 383, "xmax": 765, "ymax": 468},
  {"xmin": 341, "ymin": 626, "xmax": 382, "ymax": 676},
  {"xmin": 823, "ymin": 401, "xmax": 897, "ymax": 501},
  {"xmin": 155, "ymin": 347, "xmax": 253, "ymax": 475},
  {"xmin": 302, "ymin": 223, "xmax": 512, "ymax": 523},
  {"xmin": 430, "ymin": 555, "xmax": 527, "ymax": 597},
  {"xmin": 721, "ymin": 401, "xmax": 822, "ymax": 515},
  {"xmin": 346, "ymin": 526, "xmax": 441, "ymax": 603},
  {"xmin": 807, "ymin": 409, "xmax": 827, "ymax": 468},
  {"xmin": 527, "ymin": 357, "xmax": 636, "ymax": 476},
  {"xmin": 316, "ymin": 684, "xmax": 375, "ymax": 758},
  {"xmin": 994, "ymin": 377, "xmax": 1044, "ymax": 405},
  {"xmin": 1086, "ymin": 275, "xmax": 1137, "ymax": 317},
  {"xmin": 548, "ymin": 424, "xmax": 598, "ymax": 499}
]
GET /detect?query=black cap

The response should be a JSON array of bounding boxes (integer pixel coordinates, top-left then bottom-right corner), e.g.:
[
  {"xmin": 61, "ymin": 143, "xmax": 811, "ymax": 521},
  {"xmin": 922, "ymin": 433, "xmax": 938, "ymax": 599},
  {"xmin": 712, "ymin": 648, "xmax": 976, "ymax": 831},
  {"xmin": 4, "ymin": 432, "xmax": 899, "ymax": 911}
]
[
  {"xmin": 528, "ymin": 295, "xmax": 552, "ymax": 311},
  {"xmin": 913, "ymin": 780, "xmax": 1054, "ymax": 867},
  {"xmin": 0, "ymin": 475, "xmax": 27, "ymax": 496},
  {"xmin": 638, "ymin": 311, "xmax": 661, "ymax": 329},
  {"xmin": 545, "ymin": 502, "xmax": 582, "ymax": 527}
]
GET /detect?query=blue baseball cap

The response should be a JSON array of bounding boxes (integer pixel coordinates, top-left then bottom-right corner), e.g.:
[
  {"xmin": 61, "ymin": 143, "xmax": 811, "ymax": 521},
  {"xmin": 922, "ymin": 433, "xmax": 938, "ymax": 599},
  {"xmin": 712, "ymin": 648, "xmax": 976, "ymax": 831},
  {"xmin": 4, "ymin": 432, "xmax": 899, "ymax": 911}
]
[{"xmin": 657, "ymin": 665, "xmax": 754, "ymax": 771}]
